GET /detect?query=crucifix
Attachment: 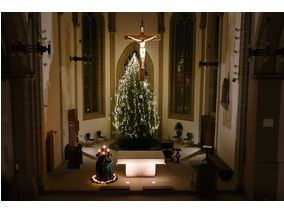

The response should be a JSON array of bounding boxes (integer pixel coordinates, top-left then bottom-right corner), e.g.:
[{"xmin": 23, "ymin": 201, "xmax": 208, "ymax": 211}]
[{"xmin": 125, "ymin": 20, "xmax": 160, "ymax": 81}]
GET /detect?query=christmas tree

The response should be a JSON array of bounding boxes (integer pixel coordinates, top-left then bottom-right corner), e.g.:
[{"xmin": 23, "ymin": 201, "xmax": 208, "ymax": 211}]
[{"xmin": 113, "ymin": 53, "xmax": 159, "ymax": 142}]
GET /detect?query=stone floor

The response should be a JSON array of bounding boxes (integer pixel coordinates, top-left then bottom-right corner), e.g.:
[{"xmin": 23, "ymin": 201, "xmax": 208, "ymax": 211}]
[
  {"xmin": 43, "ymin": 139, "xmax": 241, "ymax": 200},
  {"xmin": 37, "ymin": 190, "xmax": 247, "ymax": 201}
]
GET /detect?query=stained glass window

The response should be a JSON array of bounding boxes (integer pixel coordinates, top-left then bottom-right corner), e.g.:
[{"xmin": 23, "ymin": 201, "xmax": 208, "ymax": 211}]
[
  {"xmin": 82, "ymin": 13, "xmax": 105, "ymax": 119},
  {"xmin": 169, "ymin": 13, "xmax": 195, "ymax": 120}
]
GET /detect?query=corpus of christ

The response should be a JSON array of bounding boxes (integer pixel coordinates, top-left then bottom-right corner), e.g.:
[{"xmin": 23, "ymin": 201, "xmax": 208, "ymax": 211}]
[{"xmin": 125, "ymin": 19, "xmax": 160, "ymax": 81}]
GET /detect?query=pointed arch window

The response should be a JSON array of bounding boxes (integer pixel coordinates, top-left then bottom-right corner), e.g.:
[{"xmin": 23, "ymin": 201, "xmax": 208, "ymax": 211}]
[
  {"xmin": 169, "ymin": 13, "xmax": 195, "ymax": 120},
  {"xmin": 82, "ymin": 13, "xmax": 105, "ymax": 120}
]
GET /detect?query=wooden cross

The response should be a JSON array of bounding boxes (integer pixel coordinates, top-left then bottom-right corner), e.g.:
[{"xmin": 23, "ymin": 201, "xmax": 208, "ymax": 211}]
[{"xmin": 125, "ymin": 20, "xmax": 160, "ymax": 81}]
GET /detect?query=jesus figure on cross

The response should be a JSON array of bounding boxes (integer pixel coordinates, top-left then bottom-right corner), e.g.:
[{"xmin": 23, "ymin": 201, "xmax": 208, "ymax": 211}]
[
  {"xmin": 125, "ymin": 21, "xmax": 160, "ymax": 81},
  {"xmin": 127, "ymin": 35, "xmax": 158, "ymax": 70}
]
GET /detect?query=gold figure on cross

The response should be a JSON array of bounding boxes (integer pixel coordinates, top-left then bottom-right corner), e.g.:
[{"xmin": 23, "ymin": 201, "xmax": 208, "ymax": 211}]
[{"xmin": 125, "ymin": 21, "xmax": 160, "ymax": 81}]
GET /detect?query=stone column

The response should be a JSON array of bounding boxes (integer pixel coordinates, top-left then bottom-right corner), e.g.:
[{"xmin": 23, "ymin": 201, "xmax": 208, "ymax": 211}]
[
  {"xmin": 10, "ymin": 77, "xmax": 38, "ymax": 200},
  {"xmin": 158, "ymin": 12, "xmax": 165, "ymax": 139},
  {"xmin": 108, "ymin": 12, "xmax": 116, "ymax": 139},
  {"xmin": 2, "ymin": 12, "xmax": 44, "ymax": 200}
]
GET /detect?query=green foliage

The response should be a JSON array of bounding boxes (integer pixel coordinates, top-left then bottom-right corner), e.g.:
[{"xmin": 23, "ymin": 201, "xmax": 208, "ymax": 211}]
[{"xmin": 113, "ymin": 53, "xmax": 160, "ymax": 140}]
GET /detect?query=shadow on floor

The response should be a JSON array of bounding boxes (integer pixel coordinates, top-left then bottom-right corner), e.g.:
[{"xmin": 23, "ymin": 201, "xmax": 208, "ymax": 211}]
[{"xmin": 36, "ymin": 190, "xmax": 247, "ymax": 201}]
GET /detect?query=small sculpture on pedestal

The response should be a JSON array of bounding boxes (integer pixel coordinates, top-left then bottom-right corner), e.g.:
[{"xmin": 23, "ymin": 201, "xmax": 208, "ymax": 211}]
[
  {"xmin": 173, "ymin": 122, "xmax": 184, "ymax": 143},
  {"xmin": 184, "ymin": 132, "xmax": 194, "ymax": 146},
  {"xmin": 84, "ymin": 133, "xmax": 96, "ymax": 146},
  {"xmin": 95, "ymin": 130, "xmax": 106, "ymax": 142}
]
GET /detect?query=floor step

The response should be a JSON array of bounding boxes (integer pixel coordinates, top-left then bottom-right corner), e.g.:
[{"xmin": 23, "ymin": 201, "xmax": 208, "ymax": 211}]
[
  {"xmin": 180, "ymin": 149, "xmax": 203, "ymax": 161},
  {"xmin": 82, "ymin": 151, "xmax": 97, "ymax": 160},
  {"xmin": 100, "ymin": 186, "xmax": 130, "ymax": 190},
  {"xmin": 143, "ymin": 186, "xmax": 174, "ymax": 191}
]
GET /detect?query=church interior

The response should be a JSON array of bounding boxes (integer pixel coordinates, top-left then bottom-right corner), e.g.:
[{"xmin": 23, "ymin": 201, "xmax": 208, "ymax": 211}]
[{"xmin": 1, "ymin": 10, "xmax": 284, "ymax": 202}]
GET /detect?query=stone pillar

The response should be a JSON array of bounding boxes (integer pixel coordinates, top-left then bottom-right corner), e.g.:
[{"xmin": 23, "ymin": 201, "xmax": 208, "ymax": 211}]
[
  {"xmin": 10, "ymin": 77, "xmax": 38, "ymax": 200},
  {"xmin": 198, "ymin": 12, "xmax": 207, "ymax": 144},
  {"xmin": 2, "ymin": 12, "xmax": 45, "ymax": 200},
  {"xmin": 108, "ymin": 12, "xmax": 116, "ymax": 138},
  {"xmin": 235, "ymin": 12, "xmax": 252, "ymax": 193},
  {"xmin": 241, "ymin": 12, "xmax": 283, "ymax": 200},
  {"xmin": 158, "ymin": 12, "xmax": 165, "ymax": 139}
]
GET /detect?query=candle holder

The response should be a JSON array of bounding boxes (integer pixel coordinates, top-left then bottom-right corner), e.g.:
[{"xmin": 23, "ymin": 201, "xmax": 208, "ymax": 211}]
[{"xmin": 91, "ymin": 145, "xmax": 117, "ymax": 184}]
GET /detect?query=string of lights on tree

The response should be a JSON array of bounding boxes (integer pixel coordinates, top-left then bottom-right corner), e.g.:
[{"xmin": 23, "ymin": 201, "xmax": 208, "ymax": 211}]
[{"xmin": 113, "ymin": 53, "xmax": 160, "ymax": 139}]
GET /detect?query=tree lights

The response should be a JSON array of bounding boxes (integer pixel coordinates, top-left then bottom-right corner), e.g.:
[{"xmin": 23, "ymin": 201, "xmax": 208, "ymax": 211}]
[{"xmin": 113, "ymin": 53, "xmax": 160, "ymax": 140}]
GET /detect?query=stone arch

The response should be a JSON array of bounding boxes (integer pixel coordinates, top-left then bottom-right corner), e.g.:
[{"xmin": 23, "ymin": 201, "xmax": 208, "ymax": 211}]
[
  {"xmin": 46, "ymin": 131, "xmax": 54, "ymax": 173},
  {"xmin": 116, "ymin": 42, "xmax": 154, "ymax": 88}
]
